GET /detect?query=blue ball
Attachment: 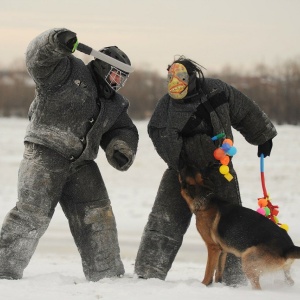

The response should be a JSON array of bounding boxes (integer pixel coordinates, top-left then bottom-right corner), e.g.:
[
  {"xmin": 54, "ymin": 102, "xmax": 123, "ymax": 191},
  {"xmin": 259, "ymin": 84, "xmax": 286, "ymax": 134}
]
[
  {"xmin": 227, "ymin": 146, "xmax": 237, "ymax": 156},
  {"xmin": 222, "ymin": 143, "xmax": 231, "ymax": 151}
]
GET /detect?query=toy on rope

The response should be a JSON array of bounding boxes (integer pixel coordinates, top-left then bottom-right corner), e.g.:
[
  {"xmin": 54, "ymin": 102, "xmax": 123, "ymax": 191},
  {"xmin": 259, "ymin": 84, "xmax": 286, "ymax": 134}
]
[
  {"xmin": 256, "ymin": 154, "xmax": 289, "ymax": 231},
  {"xmin": 212, "ymin": 133, "xmax": 237, "ymax": 182}
]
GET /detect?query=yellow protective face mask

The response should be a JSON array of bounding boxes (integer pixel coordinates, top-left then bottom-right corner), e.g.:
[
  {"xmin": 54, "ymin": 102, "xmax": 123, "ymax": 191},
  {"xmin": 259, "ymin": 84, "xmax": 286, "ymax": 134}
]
[{"xmin": 167, "ymin": 63, "xmax": 189, "ymax": 100}]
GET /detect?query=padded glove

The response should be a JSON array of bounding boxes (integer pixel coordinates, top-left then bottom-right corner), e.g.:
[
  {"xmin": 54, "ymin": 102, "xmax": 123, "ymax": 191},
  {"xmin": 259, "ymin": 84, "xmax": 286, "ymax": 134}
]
[
  {"xmin": 257, "ymin": 139, "xmax": 273, "ymax": 157},
  {"xmin": 57, "ymin": 30, "xmax": 78, "ymax": 53},
  {"xmin": 106, "ymin": 139, "xmax": 134, "ymax": 171},
  {"xmin": 113, "ymin": 150, "xmax": 129, "ymax": 167}
]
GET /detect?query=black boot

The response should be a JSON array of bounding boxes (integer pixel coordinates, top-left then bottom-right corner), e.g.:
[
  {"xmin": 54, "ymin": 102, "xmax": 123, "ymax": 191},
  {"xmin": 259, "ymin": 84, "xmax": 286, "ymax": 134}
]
[{"xmin": 222, "ymin": 254, "xmax": 248, "ymax": 287}]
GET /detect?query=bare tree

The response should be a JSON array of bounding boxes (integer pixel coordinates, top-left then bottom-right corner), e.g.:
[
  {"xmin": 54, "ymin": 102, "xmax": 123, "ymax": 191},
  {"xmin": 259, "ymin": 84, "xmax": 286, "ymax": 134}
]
[{"xmin": 0, "ymin": 57, "xmax": 299, "ymax": 124}]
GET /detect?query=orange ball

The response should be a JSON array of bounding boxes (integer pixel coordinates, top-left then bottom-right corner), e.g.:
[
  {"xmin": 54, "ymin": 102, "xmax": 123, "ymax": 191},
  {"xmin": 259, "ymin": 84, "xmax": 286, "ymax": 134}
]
[
  {"xmin": 223, "ymin": 139, "xmax": 233, "ymax": 146},
  {"xmin": 258, "ymin": 198, "xmax": 268, "ymax": 207},
  {"xmin": 220, "ymin": 156, "xmax": 230, "ymax": 165}
]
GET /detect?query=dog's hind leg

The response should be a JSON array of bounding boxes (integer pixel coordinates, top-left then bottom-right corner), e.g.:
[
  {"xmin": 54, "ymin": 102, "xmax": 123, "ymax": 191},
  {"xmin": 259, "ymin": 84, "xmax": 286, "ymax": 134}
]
[
  {"xmin": 242, "ymin": 262, "xmax": 261, "ymax": 289},
  {"xmin": 284, "ymin": 268, "xmax": 294, "ymax": 286},
  {"xmin": 202, "ymin": 243, "xmax": 222, "ymax": 286},
  {"xmin": 241, "ymin": 248, "xmax": 262, "ymax": 290},
  {"xmin": 283, "ymin": 259, "xmax": 295, "ymax": 286}
]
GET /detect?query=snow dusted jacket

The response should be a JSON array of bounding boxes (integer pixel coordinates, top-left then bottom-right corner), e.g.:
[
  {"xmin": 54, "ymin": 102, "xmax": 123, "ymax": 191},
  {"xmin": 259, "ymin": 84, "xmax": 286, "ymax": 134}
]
[
  {"xmin": 148, "ymin": 78, "xmax": 277, "ymax": 171},
  {"xmin": 25, "ymin": 28, "xmax": 138, "ymax": 166}
]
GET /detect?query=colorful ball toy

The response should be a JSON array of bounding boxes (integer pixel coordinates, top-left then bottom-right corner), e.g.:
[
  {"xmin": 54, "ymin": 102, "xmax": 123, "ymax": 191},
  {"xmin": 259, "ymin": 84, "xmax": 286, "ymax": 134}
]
[
  {"xmin": 256, "ymin": 154, "xmax": 288, "ymax": 231},
  {"xmin": 257, "ymin": 196, "xmax": 288, "ymax": 231},
  {"xmin": 212, "ymin": 134, "xmax": 237, "ymax": 182}
]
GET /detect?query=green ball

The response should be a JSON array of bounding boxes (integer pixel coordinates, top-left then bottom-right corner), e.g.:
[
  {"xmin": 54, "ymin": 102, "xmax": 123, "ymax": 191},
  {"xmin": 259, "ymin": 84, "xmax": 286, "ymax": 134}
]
[{"xmin": 264, "ymin": 207, "xmax": 271, "ymax": 216}]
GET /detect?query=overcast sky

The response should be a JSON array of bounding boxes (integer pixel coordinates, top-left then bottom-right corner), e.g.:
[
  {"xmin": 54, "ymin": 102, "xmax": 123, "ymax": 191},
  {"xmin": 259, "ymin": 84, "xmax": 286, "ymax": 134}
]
[{"xmin": 1, "ymin": 0, "xmax": 299, "ymax": 75}]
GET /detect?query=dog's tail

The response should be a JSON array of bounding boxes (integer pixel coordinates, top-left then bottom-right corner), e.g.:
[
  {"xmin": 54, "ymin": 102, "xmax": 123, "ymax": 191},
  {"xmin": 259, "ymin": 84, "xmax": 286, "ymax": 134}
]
[{"xmin": 286, "ymin": 246, "xmax": 300, "ymax": 259}]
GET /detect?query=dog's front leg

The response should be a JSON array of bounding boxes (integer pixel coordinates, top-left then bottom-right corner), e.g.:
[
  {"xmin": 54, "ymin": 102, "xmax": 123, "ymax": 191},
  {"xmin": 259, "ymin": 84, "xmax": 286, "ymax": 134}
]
[
  {"xmin": 202, "ymin": 243, "xmax": 222, "ymax": 286},
  {"xmin": 215, "ymin": 251, "xmax": 227, "ymax": 283}
]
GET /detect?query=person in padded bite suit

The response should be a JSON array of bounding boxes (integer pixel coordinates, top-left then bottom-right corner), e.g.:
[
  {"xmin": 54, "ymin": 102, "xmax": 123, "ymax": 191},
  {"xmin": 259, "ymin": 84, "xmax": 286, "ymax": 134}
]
[
  {"xmin": 0, "ymin": 28, "xmax": 138, "ymax": 281},
  {"xmin": 134, "ymin": 56, "xmax": 276, "ymax": 286}
]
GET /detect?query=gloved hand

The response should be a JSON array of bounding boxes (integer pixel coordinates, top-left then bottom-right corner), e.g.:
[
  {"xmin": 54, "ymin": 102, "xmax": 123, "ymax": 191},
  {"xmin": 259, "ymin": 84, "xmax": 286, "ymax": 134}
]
[
  {"xmin": 57, "ymin": 30, "xmax": 78, "ymax": 53},
  {"xmin": 257, "ymin": 139, "xmax": 273, "ymax": 157},
  {"xmin": 113, "ymin": 150, "xmax": 129, "ymax": 168},
  {"xmin": 106, "ymin": 139, "xmax": 134, "ymax": 171}
]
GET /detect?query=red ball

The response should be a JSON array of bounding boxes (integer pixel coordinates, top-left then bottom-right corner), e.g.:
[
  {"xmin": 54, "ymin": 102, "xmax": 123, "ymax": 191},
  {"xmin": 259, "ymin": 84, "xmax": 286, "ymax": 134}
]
[{"xmin": 214, "ymin": 148, "xmax": 226, "ymax": 160}]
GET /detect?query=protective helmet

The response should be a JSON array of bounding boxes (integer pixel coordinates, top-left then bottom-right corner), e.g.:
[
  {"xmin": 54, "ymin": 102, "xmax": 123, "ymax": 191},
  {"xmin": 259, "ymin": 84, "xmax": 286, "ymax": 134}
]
[{"xmin": 93, "ymin": 46, "xmax": 131, "ymax": 91}]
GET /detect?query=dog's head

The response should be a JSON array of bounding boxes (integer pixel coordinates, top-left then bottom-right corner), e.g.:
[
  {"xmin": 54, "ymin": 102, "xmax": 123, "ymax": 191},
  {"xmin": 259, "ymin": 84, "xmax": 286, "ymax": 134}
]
[{"xmin": 179, "ymin": 163, "xmax": 214, "ymax": 211}]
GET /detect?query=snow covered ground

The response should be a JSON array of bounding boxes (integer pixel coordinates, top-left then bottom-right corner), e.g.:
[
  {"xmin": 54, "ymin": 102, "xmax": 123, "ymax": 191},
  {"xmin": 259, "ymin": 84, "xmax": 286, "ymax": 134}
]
[{"xmin": 0, "ymin": 117, "xmax": 300, "ymax": 299}]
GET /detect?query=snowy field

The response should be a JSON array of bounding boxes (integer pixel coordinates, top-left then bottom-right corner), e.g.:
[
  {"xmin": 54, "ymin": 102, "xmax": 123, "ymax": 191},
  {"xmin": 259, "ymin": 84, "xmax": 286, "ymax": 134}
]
[{"xmin": 0, "ymin": 117, "xmax": 300, "ymax": 300}]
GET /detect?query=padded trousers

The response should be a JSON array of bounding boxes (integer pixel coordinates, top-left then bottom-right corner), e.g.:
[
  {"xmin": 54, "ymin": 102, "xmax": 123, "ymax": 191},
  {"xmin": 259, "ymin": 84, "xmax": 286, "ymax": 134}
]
[
  {"xmin": 135, "ymin": 167, "xmax": 246, "ymax": 286},
  {"xmin": 0, "ymin": 142, "xmax": 124, "ymax": 281}
]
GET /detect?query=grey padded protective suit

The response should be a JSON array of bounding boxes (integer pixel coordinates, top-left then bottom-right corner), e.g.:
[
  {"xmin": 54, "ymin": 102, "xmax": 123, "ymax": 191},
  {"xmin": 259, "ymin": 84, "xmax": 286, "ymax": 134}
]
[
  {"xmin": 0, "ymin": 28, "xmax": 138, "ymax": 281},
  {"xmin": 135, "ymin": 79, "xmax": 277, "ymax": 284}
]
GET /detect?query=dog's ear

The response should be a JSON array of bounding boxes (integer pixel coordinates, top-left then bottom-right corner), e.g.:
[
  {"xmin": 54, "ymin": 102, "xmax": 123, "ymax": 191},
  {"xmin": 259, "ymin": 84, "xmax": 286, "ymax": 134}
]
[
  {"xmin": 194, "ymin": 172, "xmax": 204, "ymax": 186},
  {"xmin": 178, "ymin": 168, "xmax": 188, "ymax": 189},
  {"xmin": 193, "ymin": 171, "xmax": 214, "ymax": 193},
  {"xmin": 178, "ymin": 174, "xmax": 182, "ymax": 183},
  {"xmin": 178, "ymin": 151, "xmax": 190, "ymax": 188},
  {"xmin": 202, "ymin": 177, "xmax": 214, "ymax": 192}
]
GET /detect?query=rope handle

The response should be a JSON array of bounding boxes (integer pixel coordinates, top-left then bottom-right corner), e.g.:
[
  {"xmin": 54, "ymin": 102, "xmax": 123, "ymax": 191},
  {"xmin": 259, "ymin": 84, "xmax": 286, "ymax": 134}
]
[
  {"xmin": 257, "ymin": 154, "xmax": 289, "ymax": 230},
  {"xmin": 260, "ymin": 154, "xmax": 268, "ymax": 198}
]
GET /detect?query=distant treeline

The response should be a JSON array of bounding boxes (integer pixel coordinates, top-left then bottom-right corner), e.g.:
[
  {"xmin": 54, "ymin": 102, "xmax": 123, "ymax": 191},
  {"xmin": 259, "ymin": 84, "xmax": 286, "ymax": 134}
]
[{"xmin": 0, "ymin": 57, "xmax": 299, "ymax": 124}]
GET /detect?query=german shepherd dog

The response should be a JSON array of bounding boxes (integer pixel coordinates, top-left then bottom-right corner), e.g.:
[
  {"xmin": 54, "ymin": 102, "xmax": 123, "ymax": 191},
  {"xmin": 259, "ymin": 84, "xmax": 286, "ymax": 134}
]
[{"xmin": 179, "ymin": 164, "xmax": 300, "ymax": 290}]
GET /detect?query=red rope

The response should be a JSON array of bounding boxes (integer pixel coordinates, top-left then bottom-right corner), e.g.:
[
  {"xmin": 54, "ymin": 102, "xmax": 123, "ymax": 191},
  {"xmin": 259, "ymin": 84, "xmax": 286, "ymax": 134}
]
[
  {"xmin": 260, "ymin": 171, "xmax": 268, "ymax": 198},
  {"xmin": 258, "ymin": 155, "xmax": 288, "ymax": 230}
]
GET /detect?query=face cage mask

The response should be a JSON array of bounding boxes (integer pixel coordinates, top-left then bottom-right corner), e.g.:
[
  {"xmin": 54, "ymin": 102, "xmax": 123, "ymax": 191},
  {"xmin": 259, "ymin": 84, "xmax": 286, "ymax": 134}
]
[{"xmin": 105, "ymin": 66, "xmax": 129, "ymax": 91}]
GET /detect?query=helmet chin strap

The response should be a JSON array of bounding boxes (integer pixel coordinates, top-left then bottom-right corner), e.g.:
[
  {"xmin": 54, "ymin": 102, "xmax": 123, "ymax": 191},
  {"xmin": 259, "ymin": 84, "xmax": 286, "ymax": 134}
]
[{"xmin": 77, "ymin": 43, "xmax": 134, "ymax": 74}]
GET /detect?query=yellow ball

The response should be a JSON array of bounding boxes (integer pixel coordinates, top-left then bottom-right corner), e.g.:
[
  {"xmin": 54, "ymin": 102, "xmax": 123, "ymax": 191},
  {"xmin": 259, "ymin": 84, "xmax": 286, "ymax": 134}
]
[{"xmin": 219, "ymin": 165, "xmax": 229, "ymax": 174}]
